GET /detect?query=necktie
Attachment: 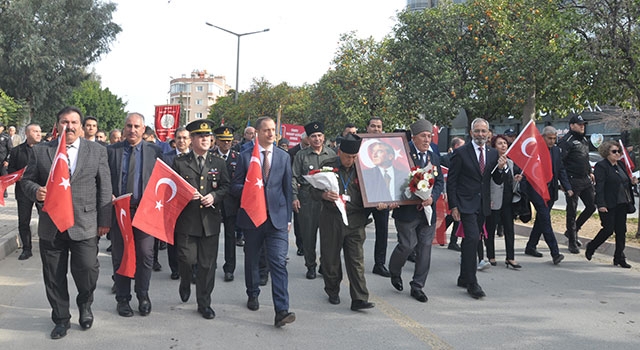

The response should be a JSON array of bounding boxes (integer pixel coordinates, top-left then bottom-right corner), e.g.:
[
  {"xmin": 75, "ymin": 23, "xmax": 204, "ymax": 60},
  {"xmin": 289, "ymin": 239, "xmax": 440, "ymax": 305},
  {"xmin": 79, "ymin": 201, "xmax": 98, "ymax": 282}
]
[
  {"xmin": 384, "ymin": 169, "xmax": 391, "ymax": 188},
  {"xmin": 198, "ymin": 155, "xmax": 205, "ymax": 171},
  {"xmin": 478, "ymin": 146, "xmax": 485, "ymax": 174},
  {"xmin": 126, "ymin": 146, "xmax": 136, "ymax": 194},
  {"xmin": 262, "ymin": 150, "xmax": 271, "ymax": 181},
  {"xmin": 418, "ymin": 152, "xmax": 425, "ymax": 167},
  {"xmin": 66, "ymin": 145, "xmax": 72, "ymax": 170}
]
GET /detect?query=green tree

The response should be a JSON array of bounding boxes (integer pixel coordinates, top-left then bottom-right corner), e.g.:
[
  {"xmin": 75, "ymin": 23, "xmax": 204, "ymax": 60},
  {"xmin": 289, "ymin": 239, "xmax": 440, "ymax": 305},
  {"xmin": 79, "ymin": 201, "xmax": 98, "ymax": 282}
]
[
  {"xmin": 389, "ymin": 1, "xmax": 583, "ymax": 126},
  {"xmin": 209, "ymin": 78, "xmax": 311, "ymax": 137},
  {"xmin": 566, "ymin": 0, "xmax": 640, "ymax": 113},
  {"xmin": 66, "ymin": 78, "xmax": 127, "ymax": 132},
  {"xmin": 0, "ymin": 88, "xmax": 27, "ymax": 127},
  {"xmin": 0, "ymin": 0, "xmax": 121, "ymax": 128},
  {"xmin": 310, "ymin": 32, "xmax": 397, "ymax": 135}
]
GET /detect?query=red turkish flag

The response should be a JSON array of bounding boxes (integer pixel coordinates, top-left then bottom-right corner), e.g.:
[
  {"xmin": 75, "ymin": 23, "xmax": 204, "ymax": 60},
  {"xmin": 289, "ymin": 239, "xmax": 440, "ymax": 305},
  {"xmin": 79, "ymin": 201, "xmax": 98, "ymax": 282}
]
[
  {"xmin": 240, "ymin": 142, "xmax": 267, "ymax": 227},
  {"xmin": 505, "ymin": 120, "xmax": 553, "ymax": 203},
  {"xmin": 132, "ymin": 159, "xmax": 195, "ymax": 245},
  {"xmin": 0, "ymin": 167, "xmax": 26, "ymax": 206},
  {"xmin": 114, "ymin": 194, "xmax": 136, "ymax": 278},
  {"xmin": 433, "ymin": 165, "xmax": 449, "ymax": 245},
  {"xmin": 42, "ymin": 129, "xmax": 74, "ymax": 232},
  {"xmin": 432, "ymin": 124, "xmax": 439, "ymax": 145},
  {"xmin": 619, "ymin": 140, "xmax": 635, "ymax": 177}
]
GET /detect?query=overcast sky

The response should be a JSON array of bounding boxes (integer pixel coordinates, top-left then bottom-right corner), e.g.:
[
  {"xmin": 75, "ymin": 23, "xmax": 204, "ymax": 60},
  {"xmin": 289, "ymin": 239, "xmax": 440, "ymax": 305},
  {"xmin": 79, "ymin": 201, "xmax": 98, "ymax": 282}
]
[{"xmin": 91, "ymin": 0, "xmax": 407, "ymax": 121}]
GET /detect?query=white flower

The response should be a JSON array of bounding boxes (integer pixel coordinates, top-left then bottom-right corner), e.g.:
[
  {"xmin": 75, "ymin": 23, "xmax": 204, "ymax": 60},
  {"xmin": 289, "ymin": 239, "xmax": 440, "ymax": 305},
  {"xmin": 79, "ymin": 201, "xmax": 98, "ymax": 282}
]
[{"xmin": 417, "ymin": 179, "xmax": 430, "ymax": 191}]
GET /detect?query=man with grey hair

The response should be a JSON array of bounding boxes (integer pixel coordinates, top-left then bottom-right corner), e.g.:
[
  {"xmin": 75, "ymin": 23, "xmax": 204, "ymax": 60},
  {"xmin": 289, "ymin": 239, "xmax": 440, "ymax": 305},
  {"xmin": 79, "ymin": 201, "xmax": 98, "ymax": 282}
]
[
  {"xmin": 448, "ymin": 118, "xmax": 507, "ymax": 299},
  {"xmin": 107, "ymin": 112, "xmax": 163, "ymax": 317},
  {"xmin": 232, "ymin": 125, "xmax": 256, "ymax": 152},
  {"xmin": 524, "ymin": 126, "xmax": 572, "ymax": 263}
]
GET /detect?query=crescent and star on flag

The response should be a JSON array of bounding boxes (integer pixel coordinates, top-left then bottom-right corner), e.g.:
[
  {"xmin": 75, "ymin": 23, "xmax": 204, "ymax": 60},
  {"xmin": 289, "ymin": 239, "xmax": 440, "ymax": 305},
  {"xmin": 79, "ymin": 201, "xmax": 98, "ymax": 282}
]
[
  {"xmin": 154, "ymin": 178, "xmax": 178, "ymax": 210},
  {"xmin": 247, "ymin": 155, "xmax": 264, "ymax": 189}
]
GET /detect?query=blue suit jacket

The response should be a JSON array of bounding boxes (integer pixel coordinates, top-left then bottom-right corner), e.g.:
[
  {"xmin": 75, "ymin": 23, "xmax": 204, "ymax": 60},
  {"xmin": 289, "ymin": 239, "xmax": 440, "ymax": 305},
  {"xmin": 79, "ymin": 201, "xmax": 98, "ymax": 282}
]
[
  {"xmin": 232, "ymin": 145, "xmax": 292, "ymax": 231},
  {"xmin": 447, "ymin": 142, "xmax": 504, "ymax": 216}
]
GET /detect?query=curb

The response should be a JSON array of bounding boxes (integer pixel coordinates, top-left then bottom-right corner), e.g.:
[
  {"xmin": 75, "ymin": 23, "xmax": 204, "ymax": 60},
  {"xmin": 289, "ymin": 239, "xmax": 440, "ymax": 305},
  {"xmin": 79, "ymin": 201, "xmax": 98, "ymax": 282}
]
[{"xmin": 514, "ymin": 223, "xmax": 640, "ymax": 264}]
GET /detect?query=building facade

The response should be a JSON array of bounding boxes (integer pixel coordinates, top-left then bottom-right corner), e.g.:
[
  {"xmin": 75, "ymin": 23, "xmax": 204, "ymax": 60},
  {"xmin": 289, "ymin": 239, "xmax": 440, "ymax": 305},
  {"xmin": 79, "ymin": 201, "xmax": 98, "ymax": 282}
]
[{"xmin": 169, "ymin": 70, "xmax": 230, "ymax": 124}]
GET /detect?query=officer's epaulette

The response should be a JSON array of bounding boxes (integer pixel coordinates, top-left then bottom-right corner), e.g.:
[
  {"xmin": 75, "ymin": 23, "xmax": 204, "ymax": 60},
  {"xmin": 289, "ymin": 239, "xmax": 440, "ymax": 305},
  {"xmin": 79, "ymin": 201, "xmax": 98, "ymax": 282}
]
[{"xmin": 212, "ymin": 152, "xmax": 224, "ymax": 159}]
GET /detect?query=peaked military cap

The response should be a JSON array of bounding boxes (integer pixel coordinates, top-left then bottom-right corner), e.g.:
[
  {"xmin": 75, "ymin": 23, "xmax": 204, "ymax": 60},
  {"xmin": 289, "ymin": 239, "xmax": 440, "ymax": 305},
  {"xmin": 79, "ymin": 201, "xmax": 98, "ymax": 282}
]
[
  {"xmin": 186, "ymin": 119, "xmax": 215, "ymax": 135},
  {"xmin": 214, "ymin": 126, "xmax": 235, "ymax": 141}
]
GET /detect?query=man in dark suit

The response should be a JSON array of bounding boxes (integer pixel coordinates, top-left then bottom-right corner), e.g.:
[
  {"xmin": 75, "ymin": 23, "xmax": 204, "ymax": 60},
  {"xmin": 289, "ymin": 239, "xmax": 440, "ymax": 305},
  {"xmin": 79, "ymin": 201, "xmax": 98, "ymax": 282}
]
[
  {"xmin": 82, "ymin": 116, "xmax": 108, "ymax": 146},
  {"xmin": 524, "ymin": 126, "xmax": 571, "ymax": 264},
  {"xmin": 232, "ymin": 116, "xmax": 296, "ymax": 328},
  {"xmin": 447, "ymin": 118, "xmax": 506, "ymax": 299},
  {"xmin": 362, "ymin": 141, "xmax": 406, "ymax": 202},
  {"xmin": 8, "ymin": 122, "xmax": 41, "ymax": 260},
  {"xmin": 389, "ymin": 120, "xmax": 444, "ymax": 303},
  {"xmin": 214, "ymin": 126, "xmax": 240, "ymax": 282},
  {"xmin": 107, "ymin": 112, "xmax": 163, "ymax": 317},
  {"xmin": 172, "ymin": 120, "xmax": 230, "ymax": 319},
  {"xmin": 162, "ymin": 126, "xmax": 191, "ymax": 280},
  {"xmin": 22, "ymin": 107, "xmax": 112, "ymax": 339}
]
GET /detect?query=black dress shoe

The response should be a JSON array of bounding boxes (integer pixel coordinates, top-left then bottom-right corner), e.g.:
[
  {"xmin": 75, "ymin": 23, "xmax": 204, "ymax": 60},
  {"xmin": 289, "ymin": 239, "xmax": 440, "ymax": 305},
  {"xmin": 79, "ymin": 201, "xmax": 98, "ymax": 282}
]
[
  {"xmin": 259, "ymin": 274, "xmax": 269, "ymax": 286},
  {"xmin": 614, "ymin": 258, "xmax": 632, "ymax": 268},
  {"xmin": 50, "ymin": 322, "xmax": 70, "ymax": 339},
  {"xmin": 552, "ymin": 254, "xmax": 565, "ymax": 265},
  {"xmin": 317, "ymin": 265, "xmax": 323, "ymax": 275},
  {"xmin": 467, "ymin": 283, "xmax": 486, "ymax": 299},
  {"xmin": 328, "ymin": 295, "xmax": 340, "ymax": 305},
  {"xmin": 296, "ymin": 248, "xmax": 304, "ymax": 256},
  {"xmin": 306, "ymin": 267, "xmax": 316, "ymax": 279},
  {"xmin": 390, "ymin": 275, "xmax": 403, "ymax": 291},
  {"xmin": 18, "ymin": 249, "xmax": 32, "ymax": 260},
  {"xmin": 179, "ymin": 284, "xmax": 190, "ymax": 302},
  {"xmin": 224, "ymin": 272, "xmax": 234, "ymax": 282},
  {"xmin": 138, "ymin": 296, "xmax": 152, "ymax": 316},
  {"xmin": 236, "ymin": 238, "xmax": 245, "ymax": 247},
  {"xmin": 372, "ymin": 264, "xmax": 391, "ymax": 277},
  {"xmin": 568, "ymin": 242, "xmax": 580, "ymax": 254},
  {"xmin": 350, "ymin": 300, "xmax": 375, "ymax": 311},
  {"xmin": 170, "ymin": 272, "xmax": 180, "ymax": 280},
  {"xmin": 247, "ymin": 296, "xmax": 259, "ymax": 311},
  {"xmin": 585, "ymin": 242, "xmax": 594, "ymax": 261},
  {"xmin": 117, "ymin": 301, "xmax": 134, "ymax": 317},
  {"xmin": 525, "ymin": 248, "xmax": 543, "ymax": 258},
  {"xmin": 410, "ymin": 289, "xmax": 428, "ymax": 303},
  {"xmin": 79, "ymin": 304, "xmax": 94, "ymax": 329},
  {"xmin": 153, "ymin": 261, "xmax": 162, "ymax": 272},
  {"xmin": 106, "ymin": 244, "xmax": 112, "ymax": 252},
  {"xmin": 274, "ymin": 310, "xmax": 296, "ymax": 327},
  {"xmin": 448, "ymin": 243, "xmax": 461, "ymax": 251},
  {"xmin": 198, "ymin": 306, "xmax": 216, "ymax": 319}
]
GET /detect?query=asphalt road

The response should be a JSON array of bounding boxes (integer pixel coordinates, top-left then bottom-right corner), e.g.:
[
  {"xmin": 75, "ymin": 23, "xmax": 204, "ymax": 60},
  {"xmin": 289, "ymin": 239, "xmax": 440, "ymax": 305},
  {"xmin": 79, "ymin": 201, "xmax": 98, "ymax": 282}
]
[{"xmin": 1, "ymin": 221, "xmax": 639, "ymax": 349}]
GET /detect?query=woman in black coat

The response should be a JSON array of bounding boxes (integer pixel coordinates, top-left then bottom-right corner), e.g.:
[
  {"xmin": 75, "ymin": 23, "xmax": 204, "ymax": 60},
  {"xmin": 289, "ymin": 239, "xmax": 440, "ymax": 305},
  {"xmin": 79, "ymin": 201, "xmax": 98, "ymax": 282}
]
[{"xmin": 585, "ymin": 141, "xmax": 638, "ymax": 268}]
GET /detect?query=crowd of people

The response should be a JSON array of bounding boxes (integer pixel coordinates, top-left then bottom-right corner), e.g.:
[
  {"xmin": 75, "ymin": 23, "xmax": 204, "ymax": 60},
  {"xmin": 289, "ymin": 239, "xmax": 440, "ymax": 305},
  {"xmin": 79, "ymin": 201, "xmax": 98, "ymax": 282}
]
[{"xmin": 6, "ymin": 107, "xmax": 639, "ymax": 340}]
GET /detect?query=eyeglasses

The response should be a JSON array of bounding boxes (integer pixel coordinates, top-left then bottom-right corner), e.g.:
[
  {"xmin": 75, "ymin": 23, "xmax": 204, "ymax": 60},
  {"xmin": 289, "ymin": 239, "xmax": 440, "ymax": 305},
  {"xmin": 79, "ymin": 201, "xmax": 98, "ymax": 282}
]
[{"xmin": 611, "ymin": 149, "xmax": 621, "ymax": 154}]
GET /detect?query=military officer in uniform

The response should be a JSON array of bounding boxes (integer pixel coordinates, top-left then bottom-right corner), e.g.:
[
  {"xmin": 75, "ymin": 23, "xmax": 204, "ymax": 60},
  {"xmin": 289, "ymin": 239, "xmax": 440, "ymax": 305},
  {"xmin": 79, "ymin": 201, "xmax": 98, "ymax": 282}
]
[
  {"xmin": 312, "ymin": 134, "xmax": 375, "ymax": 311},
  {"xmin": 214, "ymin": 126, "xmax": 240, "ymax": 282},
  {"xmin": 172, "ymin": 119, "xmax": 230, "ymax": 319},
  {"xmin": 292, "ymin": 121, "xmax": 336, "ymax": 279}
]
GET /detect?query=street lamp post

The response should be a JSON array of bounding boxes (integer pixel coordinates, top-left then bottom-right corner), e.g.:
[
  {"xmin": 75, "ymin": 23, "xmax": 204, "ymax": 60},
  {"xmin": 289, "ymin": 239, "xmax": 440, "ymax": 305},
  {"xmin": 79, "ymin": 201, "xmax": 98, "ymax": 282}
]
[{"xmin": 205, "ymin": 22, "xmax": 269, "ymax": 103}]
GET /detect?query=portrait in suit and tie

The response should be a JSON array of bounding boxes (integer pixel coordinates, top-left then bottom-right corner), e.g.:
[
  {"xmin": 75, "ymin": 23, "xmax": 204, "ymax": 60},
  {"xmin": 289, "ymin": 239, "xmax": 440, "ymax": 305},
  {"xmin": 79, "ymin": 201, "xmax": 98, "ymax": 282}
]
[{"xmin": 356, "ymin": 134, "xmax": 417, "ymax": 207}]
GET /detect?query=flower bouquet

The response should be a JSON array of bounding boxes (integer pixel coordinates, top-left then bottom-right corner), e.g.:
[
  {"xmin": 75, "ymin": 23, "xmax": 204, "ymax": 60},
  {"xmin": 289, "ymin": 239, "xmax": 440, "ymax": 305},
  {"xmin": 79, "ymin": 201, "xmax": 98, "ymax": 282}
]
[
  {"xmin": 404, "ymin": 163, "xmax": 437, "ymax": 225},
  {"xmin": 303, "ymin": 167, "xmax": 348, "ymax": 226}
]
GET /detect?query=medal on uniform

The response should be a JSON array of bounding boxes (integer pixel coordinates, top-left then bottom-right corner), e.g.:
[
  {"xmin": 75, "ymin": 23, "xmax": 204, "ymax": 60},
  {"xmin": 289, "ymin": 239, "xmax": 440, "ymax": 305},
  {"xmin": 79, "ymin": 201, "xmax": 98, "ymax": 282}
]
[{"xmin": 212, "ymin": 181, "xmax": 217, "ymax": 189}]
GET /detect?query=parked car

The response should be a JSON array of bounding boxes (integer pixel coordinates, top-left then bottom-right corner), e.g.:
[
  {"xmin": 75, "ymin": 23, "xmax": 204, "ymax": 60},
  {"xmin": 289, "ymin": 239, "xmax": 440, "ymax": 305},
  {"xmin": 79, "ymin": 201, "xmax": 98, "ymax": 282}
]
[{"xmin": 589, "ymin": 151, "xmax": 603, "ymax": 170}]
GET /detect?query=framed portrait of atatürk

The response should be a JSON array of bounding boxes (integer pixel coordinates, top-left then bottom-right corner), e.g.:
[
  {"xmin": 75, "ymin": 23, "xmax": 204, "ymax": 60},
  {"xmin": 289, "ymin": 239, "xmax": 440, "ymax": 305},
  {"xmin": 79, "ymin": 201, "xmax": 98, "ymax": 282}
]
[{"xmin": 355, "ymin": 133, "xmax": 420, "ymax": 208}]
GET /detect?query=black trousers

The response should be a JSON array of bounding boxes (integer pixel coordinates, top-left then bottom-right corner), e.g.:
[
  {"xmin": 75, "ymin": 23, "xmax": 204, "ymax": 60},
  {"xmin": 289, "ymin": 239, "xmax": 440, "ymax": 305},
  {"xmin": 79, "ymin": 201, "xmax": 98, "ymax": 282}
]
[
  {"xmin": 372, "ymin": 209, "xmax": 390, "ymax": 266},
  {"xmin": 40, "ymin": 232, "xmax": 99, "ymax": 325},
  {"xmin": 565, "ymin": 176, "xmax": 596, "ymax": 236},
  {"xmin": 111, "ymin": 221, "xmax": 155, "ymax": 302},
  {"xmin": 222, "ymin": 214, "xmax": 237, "ymax": 273},
  {"xmin": 16, "ymin": 195, "xmax": 35, "ymax": 251}
]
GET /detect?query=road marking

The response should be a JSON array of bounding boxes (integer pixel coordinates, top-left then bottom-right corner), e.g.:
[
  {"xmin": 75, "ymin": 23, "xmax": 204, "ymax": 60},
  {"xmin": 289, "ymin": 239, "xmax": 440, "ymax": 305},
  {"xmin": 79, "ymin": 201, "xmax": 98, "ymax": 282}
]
[{"xmin": 370, "ymin": 294, "xmax": 453, "ymax": 350}]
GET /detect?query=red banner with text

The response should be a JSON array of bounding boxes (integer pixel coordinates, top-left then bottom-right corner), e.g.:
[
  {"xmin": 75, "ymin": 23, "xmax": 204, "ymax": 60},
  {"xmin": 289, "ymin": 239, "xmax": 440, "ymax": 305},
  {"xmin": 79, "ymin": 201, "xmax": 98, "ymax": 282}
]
[
  {"xmin": 154, "ymin": 105, "xmax": 181, "ymax": 142},
  {"xmin": 281, "ymin": 123, "xmax": 304, "ymax": 147}
]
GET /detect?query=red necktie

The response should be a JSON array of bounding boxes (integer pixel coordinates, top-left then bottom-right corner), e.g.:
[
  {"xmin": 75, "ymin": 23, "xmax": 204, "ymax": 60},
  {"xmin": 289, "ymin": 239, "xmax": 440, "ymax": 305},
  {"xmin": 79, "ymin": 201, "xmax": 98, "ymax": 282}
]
[{"xmin": 478, "ymin": 147, "xmax": 485, "ymax": 174}]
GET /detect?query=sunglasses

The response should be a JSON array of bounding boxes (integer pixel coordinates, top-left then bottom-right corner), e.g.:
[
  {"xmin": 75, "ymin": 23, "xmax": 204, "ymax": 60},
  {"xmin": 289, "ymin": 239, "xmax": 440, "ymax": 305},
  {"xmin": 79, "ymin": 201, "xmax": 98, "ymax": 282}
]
[{"xmin": 611, "ymin": 149, "xmax": 621, "ymax": 154}]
